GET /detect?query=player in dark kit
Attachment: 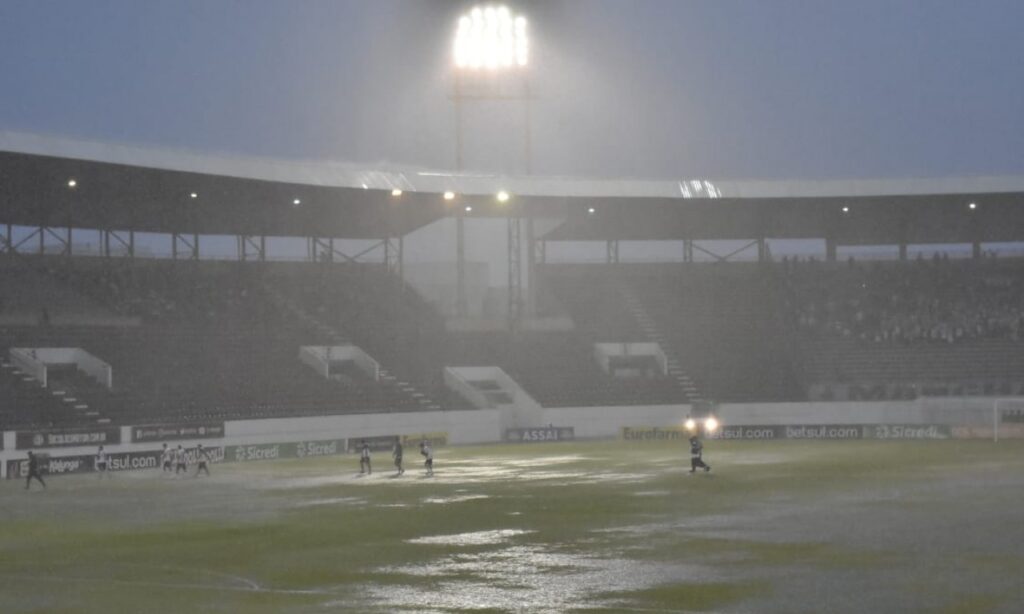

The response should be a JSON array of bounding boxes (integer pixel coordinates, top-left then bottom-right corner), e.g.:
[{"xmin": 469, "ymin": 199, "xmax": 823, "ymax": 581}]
[
  {"xmin": 25, "ymin": 450, "xmax": 46, "ymax": 490},
  {"xmin": 194, "ymin": 444, "xmax": 211, "ymax": 477},
  {"xmin": 359, "ymin": 440, "xmax": 372, "ymax": 475},
  {"xmin": 392, "ymin": 437, "xmax": 404, "ymax": 476},
  {"xmin": 689, "ymin": 435, "xmax": 711, "ymax": 473}
]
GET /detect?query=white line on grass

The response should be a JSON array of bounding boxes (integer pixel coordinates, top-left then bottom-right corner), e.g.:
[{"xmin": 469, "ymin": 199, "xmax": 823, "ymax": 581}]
[{"xmin": 0, "ymin": 572, "xmax": 329, "ymax": 596}]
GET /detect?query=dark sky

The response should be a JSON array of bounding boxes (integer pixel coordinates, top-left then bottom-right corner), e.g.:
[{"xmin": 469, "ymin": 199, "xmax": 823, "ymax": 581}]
[{"xmin": 1, "ymin": 0, "xmax": 1022, "ymax": 181}]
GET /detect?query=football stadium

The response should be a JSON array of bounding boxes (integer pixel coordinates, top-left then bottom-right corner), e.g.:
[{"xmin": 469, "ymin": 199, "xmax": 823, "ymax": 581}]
[{"xmin": 2, "ymin": 2, "xmax": 1024, "ymax": 613}]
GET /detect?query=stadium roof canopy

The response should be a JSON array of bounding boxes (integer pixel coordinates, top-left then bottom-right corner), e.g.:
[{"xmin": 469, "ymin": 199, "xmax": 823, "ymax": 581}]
[{"xmin": 2, "ymin": 130, "xmax": 1024, "ymax": 244}]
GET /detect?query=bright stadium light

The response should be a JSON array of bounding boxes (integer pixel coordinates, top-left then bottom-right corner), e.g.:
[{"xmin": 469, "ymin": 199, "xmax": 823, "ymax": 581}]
[
  {"xmin": 684, "ymin": 418, "xmax": 697, "ymax": 431},
  {"xmin": 67, "ymin": 178, "xmax": 77, "ymax": 188},
  {"xmin": 587, "ymin": 207, "xmax": 596, "ymax": 214},
  {"xmin": 465, "ymin": 205, "xmax": 473, "ymax": 212},
  {"xmin": 704, "ymin": 416, "xmax": 719, "ymax": 433},
  {"xmin": 444, "ymin": 191, "xmax": 456, "ymax": 200},
  {"xmin": 391, "ymin": 189, "xmax": 403, "ymax": 197},
  {"xmin": 190, "ymin": 192, "xmax": 198, "ymax": 199},
  {"xmin": 968, "ymin": 202, "xmax": 977, "ymax": 210},
  {"xmin": 293, "ymin": 198, "xmax": 301, "ymax": 206},
  {"xmin": 842, "ymin": 206, "xmax": 850, "ymax": 213},
  {"xmin": 496, "ymin": 190, "xmax": 510, "ymax": 203},
  {"xmin": 454, "ymin": 5, "xmax": 528, "ymax": 69}
]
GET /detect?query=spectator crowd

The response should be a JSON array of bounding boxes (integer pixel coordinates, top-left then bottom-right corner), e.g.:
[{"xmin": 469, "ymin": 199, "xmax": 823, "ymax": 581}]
[{"xmin": 783, "ymin": 255, "xmax": 1024, "ymax": 344}]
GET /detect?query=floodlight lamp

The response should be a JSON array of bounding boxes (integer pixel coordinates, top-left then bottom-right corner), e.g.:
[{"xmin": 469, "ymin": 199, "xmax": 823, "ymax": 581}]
[
  {"xmin": 444, "ymin": 191, "xmax": 456, "ymax": 200},
  {"xmin": 968, "ymin": 202, "xmax": 977, "ymax": 210},
  {"xmin": 190, "ymin": 192, "xmax": 198, "ymax": 199},
  {"xmin": 67, "ymin": 179, "xmax": 77, "ymax": 188},
  {"xmin": 842, "ymin": 206, "xmax": 850, "ymax": 213},
  {"xmin": 454, "ymin": 5, "xmax": 528, "ymax": 70},
  {"xmin": 587, "ymin": 207, "xmax": 596, "ymax": 214},
  {"xmin": 392, "ymin": 189, "xmax": 403, "ymax": 197},
  {"xmin": 293, "ymin": 198, "xmax": 301, "ymax": 206},
  {"xmin": 496, "ymin": 190, "xmax": 510, "ymax": 203},
  {"xmin": 465, "ymin": 205, "xmax": 473, "ymax": 212},
  {"xmin": 684, "ymin": 418, "xmax": 696, "ymax": 431},
  {"xmin": 704, "ymin": 416, "xmax": 719, "ymax": 433}
]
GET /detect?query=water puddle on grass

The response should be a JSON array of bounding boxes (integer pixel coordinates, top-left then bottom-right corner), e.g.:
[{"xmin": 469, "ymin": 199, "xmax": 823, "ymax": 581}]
[
  {"xmin": 292, "ymin": 496, "xmax": 365, "ymax": 508},
  {"xmin": 364, "ymin": 543, "xmax": 716, "ymax": 613},
  {"xmin": 422, "ymin": 494, "xmax": 490, "ymax": 505},
  {"xmin": 407, "ymin": 529, "xmax": 533, "ymax": 546}
]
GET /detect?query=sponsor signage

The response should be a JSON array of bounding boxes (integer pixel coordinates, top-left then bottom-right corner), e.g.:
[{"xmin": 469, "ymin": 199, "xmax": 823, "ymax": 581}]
[
  {"xmin": 505, "ymin": 427, "xmax": 575, "ymax": 443},
  {"xmin": 624, "ymin": 424, "xmax": 953, "ymax": 441},
  {"xmin": 6, "ymin": 449, "xmax": 161, "ymax": 479},
  {"xmin": 16, "ymin": 428, "xmax": 121, "ymax": 450},
  {"xmin": 131, "ymin": 423, "xmax": 225, "ymax": 443},
  {"xmin": 5, "ymin": 439, "xmax": 343, "ymax": 479},
  {"xmin": 621, "ymin": 426, "xmax": 690, "ymax": 441},
  {"xmin": 348, "ymin": 436, "xmax": 400, "ymax": 454},
  {"xmin": 348, "ymin": 433, "xmax": 448, "ymax": 454},
  {"xmin": 226, "ymin": 439, "xmax": 345, "ymax": 463},
  {"xmin": 401, "ymin": 432, "xmax": 448, "ymax": 448},
  {"xmin": 864, "ymin": 425, "xmax": 950, "ymax": 440}
]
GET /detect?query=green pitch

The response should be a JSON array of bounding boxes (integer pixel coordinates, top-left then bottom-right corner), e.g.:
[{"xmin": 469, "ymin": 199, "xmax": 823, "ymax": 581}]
[{"xmin": 2, "ymin": 440, "xmax": 1023, "ymax": 613}]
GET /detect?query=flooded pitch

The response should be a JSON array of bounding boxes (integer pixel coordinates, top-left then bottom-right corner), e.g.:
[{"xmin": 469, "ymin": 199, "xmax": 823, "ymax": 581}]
[{"xmin": 1, "ymin": 440, "xmax": 1023, "ymax": 613}]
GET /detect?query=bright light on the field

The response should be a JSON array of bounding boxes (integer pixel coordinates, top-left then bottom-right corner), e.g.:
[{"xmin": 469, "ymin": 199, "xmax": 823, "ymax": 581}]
[
  {"xmin": 454, "ymin": 5, "xmax": 528, "ymax": 69},
  {"xmin": 842, "ymin": 206, "xmax": 850, "ymax": 213},
  {"xmin": 496, "ymin": 190, "xmax": 510, "ymax": 203},
  {"xmin": 465, "ymin": 205, "xmax": 473, "ymax": 212},
  {"xmin": 293, "ymin": 198, "xmax": 301, "ymax": 206},
  {"xmin": 704, "ymin": 416, "xmax": 719, "ymax": 433},
  {"xmin": 679, "ymin": 179, "xmax": 720, "ymax": 199},
  {"xmin": 684, "ymin": 418, "xmax": 697, "ymax": 431},
  {"xmin": 391, "ymin": 189, "xmax": 403, "ymax": 197},
  {"xmin": 190, "ymin": 192, "xmax": 198, "ymax": 199},
  {"xmin": 67, "ymin": 179, "xmax": 77, "ymax": 188},
  {"xmin": 587, "ymin": 207, "xmax": 596, "ymax": 214},
  {"xmin": 968, "ymin": 202, "xmax": 977, "ymax": 210},
  {"xmin": 444, "ymin": 191, "xmax": 456, "ymax": 200}
]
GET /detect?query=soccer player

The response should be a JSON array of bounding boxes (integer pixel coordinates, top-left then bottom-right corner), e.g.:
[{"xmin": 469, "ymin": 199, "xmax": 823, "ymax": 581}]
[
  {"xmin": 420, "ymin": 440, "xmax": 434, "ymax": 477},
  {"xmin": 194, "ymin": 444, "xmax": 211, "ymax": 477},
  {"xmin": 359, "ymin": 440, "xmax": 371, "ymax": 475},
  {"xmin": 24, "ymin": 450, "xmax": 46, "ymax": 490},
  {"xmin": 392, "ymin": 437, "xmax": 404, "ymax": 476},
  {"xmin": 174, "ymin": 444, "xmax": 188, "ymax": 475},
  {"xmin": 689, "ymin": 435, "xmax": 711, "ymax": 474},
  {"xmin": 161, "ymin": 443, "xmax": 173, "ymax": 473},
  {"xmin": 95, "ymin": 445, "xmax": 110, "ymax": 478}
]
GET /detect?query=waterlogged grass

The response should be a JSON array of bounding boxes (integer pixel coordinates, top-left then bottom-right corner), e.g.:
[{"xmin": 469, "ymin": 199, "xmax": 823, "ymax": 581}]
[
  {"xmin": 0, "ymin": 440, "xmax": 1022, "ymax": 612},
  {"xmin": 587, "ymin": 580, "xmax": 771, "ymax": 612}
]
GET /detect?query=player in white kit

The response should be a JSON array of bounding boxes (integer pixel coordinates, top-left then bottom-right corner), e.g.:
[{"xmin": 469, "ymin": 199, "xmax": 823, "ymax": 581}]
[
  {"xmin": 161, "ymin": 443, "xmax": 174, "ymax": 473},
  {"xmin": 419, "ymin": 441, "xmax": 434, "ymax": 477},
  {"xmin": 174, "ymin": 444, "xmax": 188, "ymax": 475},
  {"xmin": 95, "ymin": 446, "xmax": 110, "ymax": 478}
]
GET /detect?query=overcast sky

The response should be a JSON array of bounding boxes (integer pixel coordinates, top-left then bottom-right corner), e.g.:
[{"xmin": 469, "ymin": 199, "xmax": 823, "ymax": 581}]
[{"xmin": 1, "ymin": 0, "xmax": 1022, "ymax": 182}]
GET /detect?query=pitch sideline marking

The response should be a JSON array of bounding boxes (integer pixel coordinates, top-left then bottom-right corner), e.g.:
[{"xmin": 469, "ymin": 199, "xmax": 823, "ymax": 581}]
[{"xmin": 0, "ymin": 572, "xmax": 329, "ymax": 596}]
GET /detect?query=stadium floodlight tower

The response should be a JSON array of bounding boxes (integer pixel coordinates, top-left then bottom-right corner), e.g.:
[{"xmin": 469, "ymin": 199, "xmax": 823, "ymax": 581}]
[{"xmin": 450, "ymin": 5, "xmax": 533, "ymax": 328}]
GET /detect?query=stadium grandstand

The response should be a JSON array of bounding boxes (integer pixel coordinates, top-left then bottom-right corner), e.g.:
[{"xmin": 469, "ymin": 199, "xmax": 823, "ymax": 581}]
[{"xmin": 2, "ymin": 134, "xmax": 1024, "ymax": 431}]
